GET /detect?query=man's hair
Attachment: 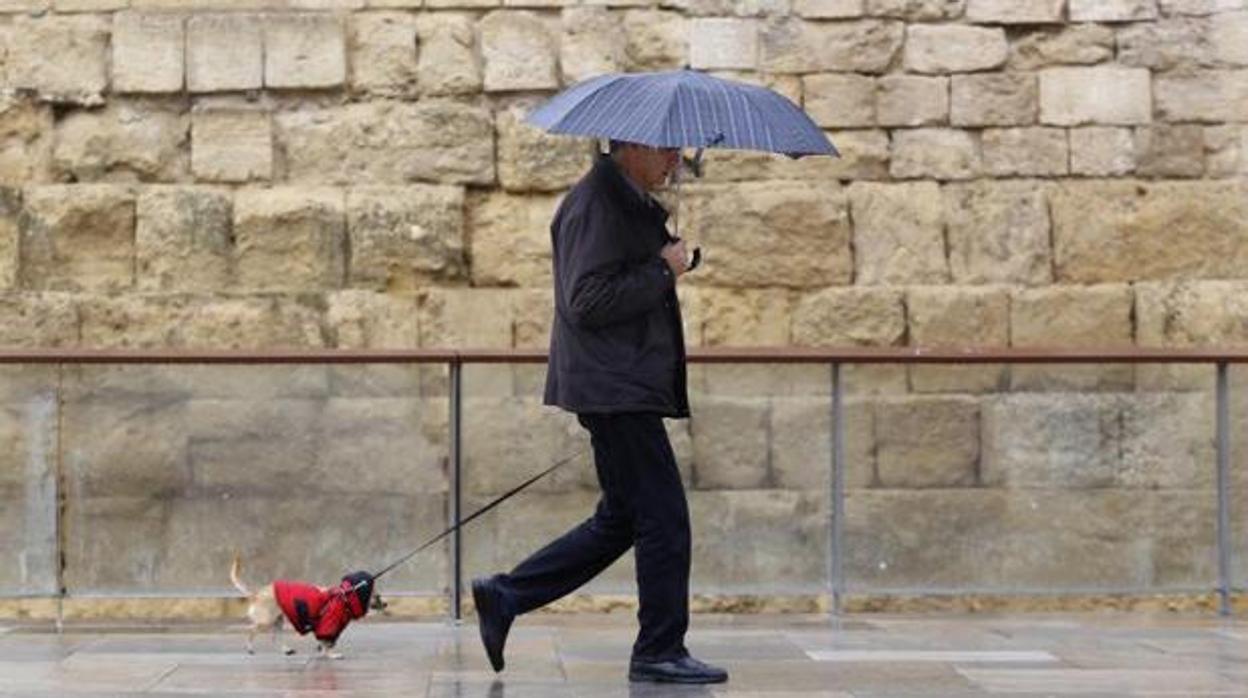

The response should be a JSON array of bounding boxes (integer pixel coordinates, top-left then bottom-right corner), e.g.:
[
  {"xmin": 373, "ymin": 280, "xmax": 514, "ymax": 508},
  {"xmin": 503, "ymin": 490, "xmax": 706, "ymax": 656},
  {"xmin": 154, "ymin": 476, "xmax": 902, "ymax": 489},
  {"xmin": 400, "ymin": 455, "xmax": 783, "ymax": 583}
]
[{"xmin": 608, "ymin": 139, "xmax": 627, "ymax": 154}]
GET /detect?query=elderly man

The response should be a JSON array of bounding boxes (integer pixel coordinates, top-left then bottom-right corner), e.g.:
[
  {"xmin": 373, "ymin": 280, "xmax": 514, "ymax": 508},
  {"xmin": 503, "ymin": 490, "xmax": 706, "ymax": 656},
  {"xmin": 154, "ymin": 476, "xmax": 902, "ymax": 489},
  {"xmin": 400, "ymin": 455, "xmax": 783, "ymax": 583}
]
[{"xmin": 470, "ymin": 140, "xmax": 727, "ymax": 685}]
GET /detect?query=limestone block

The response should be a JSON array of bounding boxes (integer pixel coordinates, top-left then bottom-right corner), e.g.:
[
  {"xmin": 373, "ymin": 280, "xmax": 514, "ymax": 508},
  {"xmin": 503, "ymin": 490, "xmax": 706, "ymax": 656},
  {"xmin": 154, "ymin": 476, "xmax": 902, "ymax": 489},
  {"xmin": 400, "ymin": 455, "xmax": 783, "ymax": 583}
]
[
  {"xmin": 1136, "ymin": 281, "xmax": 1248, "ymax": 347},
  {"xmin": 906, "ymin": 286, "xmax": 1009, "ymax": 394},
  {"xmin": 20, "ymin": 185, "xmax": 135, "ymax": 293},
  {"xmin": 561, "ymin": 7, "xmax": 627, "ymax": 83},
  {"xmin": 187, "ymin": 14, "xmax": 263, "ymax": 92},
  {"xmin": 348, "ymin": 11, "xmax": 419, "ymax": 97},
  {"xmin": 690, "ymin": 18, "xmax": 758, "ymax": 70},
  {"xmin": 112, "ymin": 12, "xmax": 185, "ymax": 94},
  {"xmin": 1205, "ymin": 124, "xmax": 1248, "ymax": 176},
  {"xmin": 324, "ymin": 290, "xmax": 420, "ymax": 350},
  {"xmin": 466, "ymin": 190, "xmax": 560, "ymax": 287},
  {"xmin": 53, "ymin": 103, "xmax": 187, "ymax": 184},
  {"xmin": 1009, "ymin": 284, "xmax": 1135, "ymax": 391},
  {"xmin": 1051, "ymin": 180, "xmax": 1248, "ymax": 282},
  {"xmin": 233, "ymin": 188, "xmax": 346, "ymax": 292},
  {"xmin": 982, "ymin": 394, "xmax": 1124, "ymax": 488},
  {"xmin": 792, "ymin": 287, "xmax": 906, "ymax": 346},
  {"xmin": 623, "ymin": 10, "xmax": 688, "ymax": 71},
  {"xmin": 759, "ymin": 18, "xmax": 903, "ymax": 74},
  {"xmin": 905, "ymin": 24, "xmax": 1007, "ymax": 74},
  {"xmin": 1069, "ymin": 0, "xmax": 1159, "ymax": 21},
  {"xmin": 966, "ymin": 0, "xmax": 1063, "ymax": 22},
  {"xmin": 944, "ymin": 179, "xmax": 1052, "ymax": 285},
  {"xmin": 1154, "ymin": 71, "xmax": 1248, "ymax": 123},
  {"xmin": 1212, "ymin": 10, "xmax": 1248, "ymax": 65},
  {"xmin": 0, "ymin": 95, "xmax": 53, "ymax": 185},
  {"xmin": 77, "ymin": 295, "xmax": 326, "ymax": 349},
  {"xmin": 135, "ymin": 187, "xmax": 234, "ymax": 293},
  {"xmin": 795, "ymin": 0, "xmax": 863, "ymax": 17},
  {"xmin": 4, "ymin": 15, "xmax": 108, "ymax": 105},
  {"xmin": 850, "ymin": 181, "xmax": 947, "ymax": 284},
  {"xmin": 511, "ymin": 287, "xmax": 555, "ymax": 349},
  {"xmin": 1040, "ymin": 67, "xmax": 1152, "ymax": 125},
  {"xmin": 689, "ymin": 396, "xmax": 769, "ymax": 489},
  {"xmin": 191, "ymin": 108, "xmax": 272, "ymax": 183},
  {"xmin": 876, "ymin": 75, "xmax": 948, "ymax": 127},
  {"xmin": 1159, "ymin": 0, "xmax": 1247, "ymax": 12},
  {"xmin": 0, "ymin": 188, "xmax": 14, "ymax": 290},
  {"xmin": 677, "ymin": 181, "xmax": 851, "ymax": 289},
  {"xmin": 55, "ymin": 0, "xmax": 129, "ymax": 9},
  {"xmin": 0, "ymin": 0, "xmax": 47, "ymax": 10},
  {"xmin": 1118, "ymin": 17, "xmax": 1215, "ymax": 70},
  {"xmin": 706, "ymin": 70, "xmax": 802, "ymax": 103},
  {"xmin": 264, "ymin": 13, "xmax": 346, "ymax": 89},
  {"xmin": 771, "ymin": 397, "xmax": 874, "ymax": 489},
  {"xmin": 462, "ymin": 397, "xmax": 591, "ymax": 495},
  {"xmin": 982, "ymin": 127, "xmax": 1068, "ymax": 176},
  {"xmin": 1070, "ymin": 127, "xmax": 1136, "ymax": 176},
  {"xmin": 347, "ymin": 185, "xmax": 466, "ymax": 290},
  {"xmin": 62, "ymin": 363, "xmax": 331, "ymax": 406},
  {"xmin": 1121, "ymin": 392, "xmax": 1216, "ymax": 489},
  {"xmin": 0, "ymin": 293, "xmax": 79, "ymax": 347},
  {"xmin": 701, "ymin": 130, "xmax": 889, "ymax": 181},
  {"xmin": 865, "ymin": 0, "xmax": 965, "ymax": 19},
  {"xmin": 277, "ymin": 101, "xmax": 495, "ymax": 185},
  {"xmin": 0, "ymin": 366, "xmax": 58, "ymax": 594},
  {"xmin": 480, "ymin": 11, "xmax": 559, "ymax": 92},
  {"xmin": 315, "ymin": 397, "xmax": 448, "ymax": 494},
  {"xmin": 497, "ymin": 103, "xmax": 594, "ymax": 193},
  {"xmin": 415, "ymin": 12, "xmax": 482, "ymax": 95},
  {"xmin": 1007, "ymin": 25, "xmax": 1115, "ymax": 70},
  {"xmin": 681, "ymin": 287, "xmax": 793, "ymax": 348},
  {"xmin": 890, "ymin": 128, "xmax": 980, "ymax": 181},
  {"xmin": 418, "ymin": 288, "xmax": 517, "ymax": 350},
  {"xmin": 875, "ymin": 397, "xmax": 978, "ymax": 488},
  {"xmin": 803, "ymin": 73, "xmax": 875, "ymax": 128},
  {"xmin": 951, "ymin": 73, "xmax": 1037, "ymax": 126},
  {"xmin": 689, "ymin": 490, "xmax": 827, "ymax": 589},
  {"xmin": 1133, "ymin": 125, "xmax": 1205, "ymax": 177}
]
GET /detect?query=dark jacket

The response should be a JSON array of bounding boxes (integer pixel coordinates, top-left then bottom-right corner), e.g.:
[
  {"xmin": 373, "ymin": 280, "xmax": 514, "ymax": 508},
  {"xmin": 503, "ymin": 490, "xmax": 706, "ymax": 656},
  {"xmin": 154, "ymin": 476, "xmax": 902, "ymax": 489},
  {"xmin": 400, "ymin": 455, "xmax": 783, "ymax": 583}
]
[{"xmin": 543, "ymin": 155, "xmax": 689, "ymax": 418}]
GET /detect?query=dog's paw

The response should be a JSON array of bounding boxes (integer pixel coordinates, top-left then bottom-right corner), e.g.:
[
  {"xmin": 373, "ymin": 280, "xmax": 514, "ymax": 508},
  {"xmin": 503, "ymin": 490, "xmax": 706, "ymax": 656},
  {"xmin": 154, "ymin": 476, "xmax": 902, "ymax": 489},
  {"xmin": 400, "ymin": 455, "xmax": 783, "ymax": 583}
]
[
  {"xmin": 283, "ymin": 647, "xmax": 296, "ymax": 656},
  {"xmin": 325, "ymin": 650, "xmax": 344, "ymax": 661}
]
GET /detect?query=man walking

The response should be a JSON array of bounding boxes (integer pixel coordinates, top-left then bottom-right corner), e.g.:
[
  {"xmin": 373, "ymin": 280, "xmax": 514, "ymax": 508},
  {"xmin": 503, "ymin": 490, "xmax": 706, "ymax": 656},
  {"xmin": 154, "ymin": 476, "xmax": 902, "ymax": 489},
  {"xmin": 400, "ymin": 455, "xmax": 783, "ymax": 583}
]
[{"xmin": 470, "ymin": 140, "xmax": 728, "ymax": 685}]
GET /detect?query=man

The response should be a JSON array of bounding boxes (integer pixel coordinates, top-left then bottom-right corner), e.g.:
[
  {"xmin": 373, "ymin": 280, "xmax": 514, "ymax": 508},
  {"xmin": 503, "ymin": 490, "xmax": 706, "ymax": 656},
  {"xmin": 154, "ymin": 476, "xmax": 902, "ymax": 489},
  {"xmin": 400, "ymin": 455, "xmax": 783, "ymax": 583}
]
[{"xmin": 470, "ymin": 140, "xmax": 728, "ymax": 685}]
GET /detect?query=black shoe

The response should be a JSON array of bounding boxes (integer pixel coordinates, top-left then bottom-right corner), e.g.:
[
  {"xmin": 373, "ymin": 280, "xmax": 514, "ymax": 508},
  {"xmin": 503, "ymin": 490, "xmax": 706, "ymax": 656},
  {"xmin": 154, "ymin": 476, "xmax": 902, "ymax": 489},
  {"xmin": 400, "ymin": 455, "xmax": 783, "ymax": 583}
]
[
  {"xmin": 471, "ymin": 576, "xmax": 514, "ymax": 673},
  {"xmin": 628, "ymin": 655, "xmax": 728, "ymax": 684}
]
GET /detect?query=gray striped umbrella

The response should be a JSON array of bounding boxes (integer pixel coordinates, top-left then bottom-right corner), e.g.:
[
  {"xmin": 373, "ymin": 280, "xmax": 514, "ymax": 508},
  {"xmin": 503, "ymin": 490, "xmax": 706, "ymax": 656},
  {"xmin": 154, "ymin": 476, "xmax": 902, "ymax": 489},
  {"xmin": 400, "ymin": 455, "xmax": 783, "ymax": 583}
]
[{"xmin": 526, "ymin": 69, "xmax": 838, "ymax": 158}]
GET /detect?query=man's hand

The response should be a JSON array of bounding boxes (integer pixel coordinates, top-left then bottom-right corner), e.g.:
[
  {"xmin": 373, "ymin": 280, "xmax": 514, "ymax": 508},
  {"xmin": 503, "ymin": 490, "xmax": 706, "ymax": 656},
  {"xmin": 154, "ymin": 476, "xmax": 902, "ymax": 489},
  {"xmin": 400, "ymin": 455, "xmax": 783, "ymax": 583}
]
[{"xmin": 660, "ymin": 239, "xmax": 689, "ymax": 278}]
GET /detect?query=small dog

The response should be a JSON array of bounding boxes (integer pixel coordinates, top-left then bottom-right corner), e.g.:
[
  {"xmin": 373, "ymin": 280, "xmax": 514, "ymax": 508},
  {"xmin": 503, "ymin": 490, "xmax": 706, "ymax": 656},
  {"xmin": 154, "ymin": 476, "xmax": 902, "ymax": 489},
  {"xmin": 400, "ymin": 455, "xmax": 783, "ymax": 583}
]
[{"xmin": 230, "ymin": 555, "xmax": 386, "ymax": 659}]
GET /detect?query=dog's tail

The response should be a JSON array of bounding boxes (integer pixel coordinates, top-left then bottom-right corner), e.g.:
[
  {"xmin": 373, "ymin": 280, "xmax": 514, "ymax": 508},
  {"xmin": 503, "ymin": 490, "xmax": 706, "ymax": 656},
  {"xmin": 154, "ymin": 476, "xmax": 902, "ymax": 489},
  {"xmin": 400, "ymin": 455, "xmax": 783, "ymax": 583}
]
[{"xmin": 229, "ymin": 554, "xmax": 252, "ymax": 596}]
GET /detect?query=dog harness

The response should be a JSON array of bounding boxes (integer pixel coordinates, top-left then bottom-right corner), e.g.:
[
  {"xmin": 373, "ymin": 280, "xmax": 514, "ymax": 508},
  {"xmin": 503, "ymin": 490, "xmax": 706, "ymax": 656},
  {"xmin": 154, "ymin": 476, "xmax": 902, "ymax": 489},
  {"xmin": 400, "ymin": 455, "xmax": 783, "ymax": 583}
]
[{"xmin": 274, "ymin": 572, "xmax": 373, "ymax": 644}]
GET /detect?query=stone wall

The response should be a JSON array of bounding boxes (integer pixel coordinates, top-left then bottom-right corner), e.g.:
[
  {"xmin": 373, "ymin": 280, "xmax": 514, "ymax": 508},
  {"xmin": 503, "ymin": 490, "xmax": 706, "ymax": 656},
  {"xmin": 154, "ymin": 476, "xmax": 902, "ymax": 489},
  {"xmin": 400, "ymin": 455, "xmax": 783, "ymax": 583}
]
[{"xmin": 2, "ymin": 0, "xmax": 1248, "ymax": 611}]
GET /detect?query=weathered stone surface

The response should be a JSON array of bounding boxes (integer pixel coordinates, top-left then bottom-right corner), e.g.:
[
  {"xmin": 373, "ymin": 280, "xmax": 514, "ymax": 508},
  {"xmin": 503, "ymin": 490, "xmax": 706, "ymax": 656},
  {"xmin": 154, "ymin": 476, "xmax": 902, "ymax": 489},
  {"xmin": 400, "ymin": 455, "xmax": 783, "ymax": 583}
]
[
  {"xmin": 681, "ymin": 287, "xmax": 794, "ymax": 347},
  {"xmin": 771, "ymin": 396, "xmax": 874, "ymax": 489},
  {"xmin": 325, "ymin": 290, "xmax": 420, "ymax": 350},
  {"xmin": 905, "ymin": 24, "xmax": 1007, "ymax": 73},
  {"xmin": 944, "ymin": 180, "xmax": 1052, "ymax": 285},
  {"xmin": 1007, "ymin": 24, "xmax": 1115, "ymax": 70},
  {"xmin": 466, "ymin": 190, "xmax": 560, "ymax": 287},
  {"xmin": 1159, "ymin": 0, "xmax": 1247, "ymax": 13},
  {"xmin": 804, "ymin": 73, "xmax": 875, "ymax": 127},
  {"xmin": 678, "ymin": 181, "xmax": 851, "ymax": 289},
  {"xmin": 0, "ymin": 188, "xmax": 15, "ymax": 290},
  {"xmin": 1205, "ymin": 124, "xmax": 1248, "ymax": 176},
  {"xmin": 1069, "ymin": 0, "xmax": 1159, "ymax": 21},
  {"xmin": 850, "ymin": 181, "xmax": 947, "ymax": 284},
  {"xmin": 1052, "ymin": 180, "xmax": 1248, "ymax": 282},
  {"xmin": 113, "ymin": 12, "xmax": 185, "ymax": 94},
  {"xmin": 795, "ymin": 0, "xmax": 863, "ymax": 17},
  {"xmin": 623, "ymin": 10, "xmax": 688, "ymax": 71},
  {"xmin": 689, "ymin": 489, "xmax": 827, "ymax": 588},
  {"xmin": 1136, "ymin": 280, "xmax": 1248, "ymax": 346},
  {"xmin": 865, "ymin": 0, "xmax": 965, "ymax": 19},
  {"xmin": 0, "ymin": 293, "xmax": 79, "ymax": 347},
  {"xmin": 348, "ymin": 11, "xmax": 419, "ymax": 97},
  {"xmin": 414, "ymin": 12, "xmax": 482, "ymax": 95},
  {"xmin": 906, "ymin": 286, "xmax": 1009, "ymax": 393},
  {"xmin": 0, "ymin": 95, "xmax": 52, "ymax": 185},
  {"xmin": 966, "ymin": 0, "xmax": 1063, "ymax": 22},
  {"xmin": 1119, "ymin": 16, "xmax": 1215, "ymax": 70},
  {"xmin": 876, "ymin": 397, "xmax": 979, "ymax": 488},
  {"xmin": 691, "ymin": 396, "xmax": 770, "ymax": 489},
  {"xmin": 264, "ymin": 13, "xmax": 346, "ymax": 89},
  {"xmin": 3, "ymin": 15, "xmax": 108, "ymax": 105},
  {"xmin": 983, "ymin": 394, "xmax": 1124, "ymax": 488},
  {"xmin": 77, "ymin": 295, "xmax": 325, "ymax": 348},
  {"xmin": 691, "ymin": 18, "xmax": 758, "ymax": 70},
  {"xmin": 707, "ymin": 71, "xmax": 801, "ymax": 103},
  {"xmin": 1134, "ymin": 125, "xmax": 1205, "ymax": 177},
  {"xmin": 53, "ymin": 103, "xmax": 187, "ymax": 184},
  {"xmin": 951, "ymin": 73, "xmax": 1037, "ymax": 126},
  {"xmin": 135, "ymin": 187, "xmax": 233, "ymax": 293},
  {"xmin": 233, "ymin": 188, "xmax": 346, "ymax": 292},
  {"xmin": 759, "ymin": 18, "xmax": 903, "ymax": 74},
  {"xmin": 21, "ymin": 185, "xmax": 135, "ymax": 293},
  {"xmin": 1040, "ymin": 67, "xmax": 1152, "ymax": 125},
  {"xmin": 1154, "ymin": 70, "xmax": 1248, "ymax": 123},
  {"xmin": 480, "ymin": 11, "xmax": 559, "ymax": 92},
  {"xmin": 561, "ymin": 7, "xmax": 627, "ymax": 82},
  {"xmin": 497, "ymin": 103, "xmax": 593, "ymax": 193},
  {"xmin": 877, "ymin": 75, "xmax": 948, "ymax": 127},
  {"xmin": 890, "ymin": 129, "xmax": 981, "ymax": 180},
  {"xmin": 187, "ymin": 14, "xmax": 263, "ymax": 92},
  {"xmin": 347, "ymin": 185, "xmax": 467, "ymax": 290},
  {"xmin": 276, "ymin": 101, "xmax": 495, "ymax": 185},
  {"xmin": 1009, "ymin": 284, "xmax": 1135, "ymax": 391},
  {"xmin": 792, "ymin": 287, "xmax": 906, "ymax": 346},
  {"xmin": 462, "ymin": 397, "xmax": 589, "ymax": 495},
  {"xmin": 1070, "ymin": 127, "xmax": 1137, "ymax": 176},
  {"xmin": 1212, "ymin": 10, "xmax": 1248, "ymax": 65},
  {"xmin": 1121, "ymin": 392, "xmax": 1216, "ymax": 489},
  {"xmin": 982, "ymin": 127, "xmax": 1068, "ymax": 176},
  {"xmin": 704, "ymin": 129, "xmax": 890, "ymax": 181},
  {"xmin": 0, "ymin": 364, "xmax": 58, "ymax": 594},
  {"xmin": 191, "ymin": 108, "xmax": 271, "ymax": 183}
]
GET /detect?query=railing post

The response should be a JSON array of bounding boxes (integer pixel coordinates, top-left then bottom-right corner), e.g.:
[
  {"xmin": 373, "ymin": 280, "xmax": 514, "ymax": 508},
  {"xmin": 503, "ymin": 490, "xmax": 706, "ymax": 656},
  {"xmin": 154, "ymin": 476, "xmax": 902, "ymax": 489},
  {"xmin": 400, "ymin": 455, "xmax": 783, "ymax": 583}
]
[
  {"xmin": 450, "ymin": 359, "xmax": 463, "ymax": 623},
  {"xmin": 1216, "ymin": 361, "xmax": 1232, "ymax": 617},
  {"xmin": 830, "ymin": 362, "xmax": 845, "ymax": 616}
]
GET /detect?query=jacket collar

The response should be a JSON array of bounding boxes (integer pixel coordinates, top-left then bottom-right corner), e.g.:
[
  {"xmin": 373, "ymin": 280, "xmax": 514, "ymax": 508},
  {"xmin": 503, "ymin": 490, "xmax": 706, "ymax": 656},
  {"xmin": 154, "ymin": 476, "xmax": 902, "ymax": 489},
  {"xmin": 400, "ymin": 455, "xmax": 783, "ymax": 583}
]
[{"xmin": 591, "ymin": 154, "xmax": 670, "ymax": 224}]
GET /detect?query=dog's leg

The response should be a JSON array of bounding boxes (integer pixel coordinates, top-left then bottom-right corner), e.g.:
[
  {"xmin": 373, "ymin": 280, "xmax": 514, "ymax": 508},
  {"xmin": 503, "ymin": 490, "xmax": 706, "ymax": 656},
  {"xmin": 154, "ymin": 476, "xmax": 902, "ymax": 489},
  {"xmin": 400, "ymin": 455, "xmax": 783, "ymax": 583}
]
[
  {"xmin": 275, "ymin": 617, "xmax": 295, "ymax": 656},
  {"xmin": 245, "ymin": 625, "xmax": 256, "ymax": 655}
]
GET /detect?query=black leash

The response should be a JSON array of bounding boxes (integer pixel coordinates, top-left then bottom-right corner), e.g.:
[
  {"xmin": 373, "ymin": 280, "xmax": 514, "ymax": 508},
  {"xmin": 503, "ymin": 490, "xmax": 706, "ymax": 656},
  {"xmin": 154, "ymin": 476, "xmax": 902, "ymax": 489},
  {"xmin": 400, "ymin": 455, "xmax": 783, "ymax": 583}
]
[{"xmin": 368, "ymin": 449, "xmax": 585, "ymax": 583}]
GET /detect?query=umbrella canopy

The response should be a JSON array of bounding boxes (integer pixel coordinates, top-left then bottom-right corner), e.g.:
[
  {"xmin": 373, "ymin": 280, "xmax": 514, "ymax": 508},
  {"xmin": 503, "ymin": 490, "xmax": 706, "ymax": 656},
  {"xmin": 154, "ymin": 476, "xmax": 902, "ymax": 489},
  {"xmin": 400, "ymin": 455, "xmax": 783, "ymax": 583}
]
[{"xmin": 526, "ymin": 69, "xmax": 838, "ymax": 158}]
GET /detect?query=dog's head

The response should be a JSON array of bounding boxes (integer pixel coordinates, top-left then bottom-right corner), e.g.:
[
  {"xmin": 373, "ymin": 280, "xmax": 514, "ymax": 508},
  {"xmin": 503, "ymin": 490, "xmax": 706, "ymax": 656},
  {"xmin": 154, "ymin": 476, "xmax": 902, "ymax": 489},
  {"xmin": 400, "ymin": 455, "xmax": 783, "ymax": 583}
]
[{"xmin": 340, "ymin": 571, "xmax": 386, "ymax": 617}]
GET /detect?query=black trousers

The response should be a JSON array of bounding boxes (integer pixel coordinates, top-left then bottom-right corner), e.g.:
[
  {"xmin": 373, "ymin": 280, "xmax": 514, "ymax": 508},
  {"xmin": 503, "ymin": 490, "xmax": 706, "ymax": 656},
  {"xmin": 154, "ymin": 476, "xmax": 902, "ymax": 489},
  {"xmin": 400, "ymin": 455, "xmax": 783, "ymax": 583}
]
[{"xmin": 492, "ymin": 412, "xmax": 691, "ymax": 661}]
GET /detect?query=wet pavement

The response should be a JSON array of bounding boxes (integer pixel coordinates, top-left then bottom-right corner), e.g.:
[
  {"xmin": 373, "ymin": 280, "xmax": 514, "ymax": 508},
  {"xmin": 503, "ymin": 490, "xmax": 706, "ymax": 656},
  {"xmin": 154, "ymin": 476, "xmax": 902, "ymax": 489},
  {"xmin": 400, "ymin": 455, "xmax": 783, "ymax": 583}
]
[{"xmin": 1, "ymin": 612, "xmax": 1245, "ymax": 696}]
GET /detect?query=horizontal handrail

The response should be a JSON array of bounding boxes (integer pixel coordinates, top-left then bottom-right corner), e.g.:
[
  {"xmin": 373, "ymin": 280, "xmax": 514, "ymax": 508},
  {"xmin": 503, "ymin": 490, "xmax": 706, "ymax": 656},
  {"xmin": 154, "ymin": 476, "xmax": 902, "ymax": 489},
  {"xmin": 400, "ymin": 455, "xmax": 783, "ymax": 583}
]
[{"xmin": 1, "ymin": 346, "xmax": 1247, "ymax": 365}]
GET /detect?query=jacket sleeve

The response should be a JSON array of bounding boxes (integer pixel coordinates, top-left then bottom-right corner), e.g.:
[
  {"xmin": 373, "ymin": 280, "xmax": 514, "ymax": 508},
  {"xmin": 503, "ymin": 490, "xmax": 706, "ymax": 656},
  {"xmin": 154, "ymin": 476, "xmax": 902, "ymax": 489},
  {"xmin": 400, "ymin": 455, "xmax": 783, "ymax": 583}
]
[{"xmin": 557, "ymin": 203, "xmax": 675, "ymax": 330}]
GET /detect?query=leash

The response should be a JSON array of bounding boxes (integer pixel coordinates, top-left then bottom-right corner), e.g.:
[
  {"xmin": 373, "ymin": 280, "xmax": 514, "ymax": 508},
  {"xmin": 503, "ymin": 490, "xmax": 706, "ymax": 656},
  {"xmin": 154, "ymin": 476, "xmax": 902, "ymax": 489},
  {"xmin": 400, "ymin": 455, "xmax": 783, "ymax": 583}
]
[{"xmin": 366, "ymin": 448, "xmax": 586, "ymax": 584}]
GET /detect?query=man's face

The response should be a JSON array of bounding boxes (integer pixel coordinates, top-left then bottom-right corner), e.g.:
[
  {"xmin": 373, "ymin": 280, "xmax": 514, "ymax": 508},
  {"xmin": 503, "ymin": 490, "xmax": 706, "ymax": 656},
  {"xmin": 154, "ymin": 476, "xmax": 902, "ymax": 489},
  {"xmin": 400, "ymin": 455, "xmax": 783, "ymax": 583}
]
[{"xmin": 628, "ymin": 145, "xmax": 681, "ymax": 191}]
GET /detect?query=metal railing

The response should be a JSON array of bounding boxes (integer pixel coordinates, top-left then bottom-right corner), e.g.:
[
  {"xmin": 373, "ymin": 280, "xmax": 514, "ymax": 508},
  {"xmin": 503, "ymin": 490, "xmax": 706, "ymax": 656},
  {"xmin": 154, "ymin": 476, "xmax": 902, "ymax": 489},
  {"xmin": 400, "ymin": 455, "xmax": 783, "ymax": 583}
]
[{"xmin": 2, "ymin": 347, "xmax": 1245, "ymax": 618}]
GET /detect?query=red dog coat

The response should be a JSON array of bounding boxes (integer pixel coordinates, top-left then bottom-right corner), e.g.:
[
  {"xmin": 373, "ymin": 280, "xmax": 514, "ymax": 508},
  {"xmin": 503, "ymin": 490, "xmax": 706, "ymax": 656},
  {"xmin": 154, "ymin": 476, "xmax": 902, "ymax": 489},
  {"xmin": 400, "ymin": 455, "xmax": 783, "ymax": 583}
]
[{"xmin": 274, "ymin": 571, "xmax": 375, "ymax": 644}]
